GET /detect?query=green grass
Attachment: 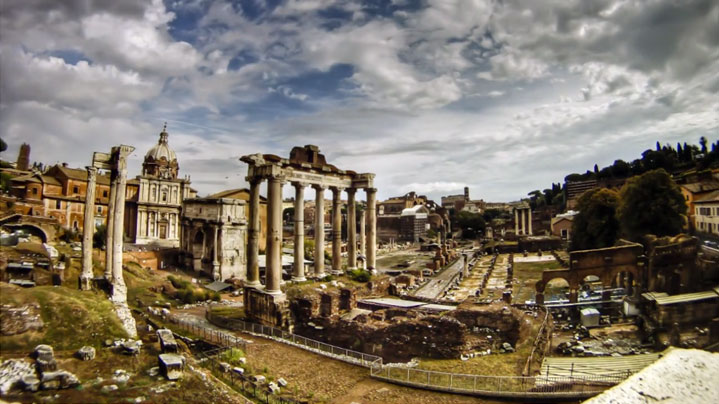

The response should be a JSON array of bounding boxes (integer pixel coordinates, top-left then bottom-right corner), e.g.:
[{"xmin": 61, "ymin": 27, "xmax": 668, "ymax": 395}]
[
  {"xmin": 513, "ymin": 259, "xmax": 565, "ymax": 303},
  {"xmin": 0, "ymin": 283, "xmax": 128, "ymax": 351}
]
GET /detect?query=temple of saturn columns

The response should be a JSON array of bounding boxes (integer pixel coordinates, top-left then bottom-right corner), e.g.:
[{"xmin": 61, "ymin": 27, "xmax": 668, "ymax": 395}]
[{"xmin": 240, "ymin": 145, "xmax": 376, "ymax": 327}]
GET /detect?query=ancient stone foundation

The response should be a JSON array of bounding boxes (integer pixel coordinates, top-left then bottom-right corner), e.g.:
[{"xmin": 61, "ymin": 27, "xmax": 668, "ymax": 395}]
[{"xmin": 244, "ymin": 287, "xmax": 291, "ymax": 329}]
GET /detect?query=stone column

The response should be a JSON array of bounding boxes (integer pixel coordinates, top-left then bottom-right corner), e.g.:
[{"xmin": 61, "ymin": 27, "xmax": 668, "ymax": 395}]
[
  {"xmin": 212, "ymin": 226, "xmax": 220, "ymax": 280},
  {"xmin": 366, "ymin": 188, "xmax": 377, "ymax": 272},
  {"xmin": 265, "ymin": 175, "xmax": 283, "ymax": 294},
  {"xmin": 331, "ymin": 186, "xmax": 344, "ymax": 274},
  {"xmin": 359, "ymin": 209, "xmax": 366, "ymax": 258},
  {"xmin": 521, "ymin": 208, "xmax": 527, "ymax": 236},
  {"xmin": 111, "ymin": 147, "xmax": 131, "ymax": 304},
  {"xmin": 313, "ymin": 185, "xmax": 326, "ymax": 277},
  {"xmin": 346, "ymin": 188, "xmax": 357, "ymax": 270},
  {"xmin": 292, "ymin": 182, "xmax": 306, "ymax": 282},
  {"xmin": 462, "ymin": 253, "xmax": 469, "ymax": 278},
  {"xmin": 528, "ymin": 209, "xmax": 533, "ymax": 235},
  {"xmin": 514, "ymin": 209, "xmax": 519, "ymax": 235},
  {"xmin": 245, "ymin": 179, "xmax": 261, "ymax": 287},
  {"xmin": 105, "ymin": 171, "xmax": 117, "ymax": 281},
  {"xmin": 80, "ymin": 166, "xmax": 97, "ymax": 290}
]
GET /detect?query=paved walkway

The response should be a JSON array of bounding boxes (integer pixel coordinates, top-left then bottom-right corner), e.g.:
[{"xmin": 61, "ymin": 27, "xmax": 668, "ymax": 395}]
[{"xmin": 413, "ymin": 257, "xmax": 463, "ymax": 299}]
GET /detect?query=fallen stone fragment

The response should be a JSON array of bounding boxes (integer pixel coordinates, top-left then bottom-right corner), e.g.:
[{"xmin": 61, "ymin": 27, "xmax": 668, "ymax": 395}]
[
  {"xmin": 101, "ymin": 384, "xmax": 118, "ymax": 393},
  {"xmin": 158, "ymin": 354, "xmax": 185, "ymax": 381},
  {"xmin": 40, "ymin": 370, "xmax": 80, "ymax": 390},
  {"xmin": 77, "ymin": 346, "xmax": 96, "ymax": 361}
]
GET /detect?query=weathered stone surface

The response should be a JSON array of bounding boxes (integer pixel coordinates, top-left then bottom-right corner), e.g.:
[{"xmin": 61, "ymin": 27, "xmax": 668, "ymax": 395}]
[
  {"xmin": 277, "ymin": 377, "xmax": 288, "ymax": 387},
  {"xmin": 40, "ymin": 370, "xmax": 80, "ymax": 390},
  {"xmin": 21, "ymin": 375, "xmax": 40, "ymax": 392},
  {"xmin": 77, "ymin": 346, "xmax": 96, "ymax": 361},
  {"xmin": 0, "ymin": 359, "xmax": 36, "ymax": 395},
  {"xmin": 251, "ymin": 375, "xmax": 266, "ymax": 383},
  {"xmin": 113, "ymin": 369, "xmax": 131, "ymax": 384},
  {"xmin": 156, "ymin": 329, "xmax": 178, "ymax": 353},
  {"xmin": 0, "ymin": 305, "xmax": 44, "ymax": 336},
  {"xmin": 34, "ymin": 344, "xmax": 57, "ymax": 373},
  {"xmin": 120, "ymin": 339, "xmax": 142, "ymax": 355},
  {"xmin": 114, "ymin": 302, "xmax": 138, "ymax": 339},
  {"xmin": 158, "ymin": 354, "xmax": 185, "ymax": 381},
  {"xmin": 101, "ymin": 384, "xmax": 119, "ymax": 393},
  {"xmin": 146, "ymin": 367, "xmax": 159, "ymax": 377}
]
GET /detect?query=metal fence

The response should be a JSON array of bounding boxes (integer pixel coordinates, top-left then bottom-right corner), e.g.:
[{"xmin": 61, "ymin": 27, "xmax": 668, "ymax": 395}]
[
  {"xmin": 152, "ymin": 310, "xmax": 249, "ymax": 351},
  {"xmin": 369, "ymin": 365, "xmax": 625, "ymax": 399},
  {"xmin": 206, "ymin": 311, "xmax": 382, "ymax": 368}
]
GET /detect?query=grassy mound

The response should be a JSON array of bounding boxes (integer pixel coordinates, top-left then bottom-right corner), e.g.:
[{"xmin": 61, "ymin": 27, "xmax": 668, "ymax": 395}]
[{"xmin": 0, "ymin": 283, "xmax": 128, "ymax": 352}]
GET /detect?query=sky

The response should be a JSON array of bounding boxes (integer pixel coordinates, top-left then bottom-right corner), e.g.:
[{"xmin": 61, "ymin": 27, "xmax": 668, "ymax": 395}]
[{"xmin": 1, "ymin": 0, "xmax": 717, "ymax": 203}]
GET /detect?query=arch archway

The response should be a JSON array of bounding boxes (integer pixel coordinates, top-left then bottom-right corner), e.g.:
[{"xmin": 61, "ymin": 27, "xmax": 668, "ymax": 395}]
[
  {"xmin": 611, "ymin": 271, "xmax": 635, "ymax": 297},
  {"xmin": 192, "ymin": 229, "xmax": 205, "ymax": 272}
]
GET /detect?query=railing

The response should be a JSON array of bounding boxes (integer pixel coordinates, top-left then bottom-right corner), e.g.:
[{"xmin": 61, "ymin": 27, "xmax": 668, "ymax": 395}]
[
  {"xmin": 523, "ymin": 308, "xmax": 552, "ymax": 375},
  {"xmin": 369, "ymin": 365, "xmax": 625, "ymax": 399},
  {"xmin": 206, "ymin": 311, "xmax": 382, "ymax": 368},
  {"xmin": 147, "ymin": 308, "xmax": 248, "ymax": 351}
]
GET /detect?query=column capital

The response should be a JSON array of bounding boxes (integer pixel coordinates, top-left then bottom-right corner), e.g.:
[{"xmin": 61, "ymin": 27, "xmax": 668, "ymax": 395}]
[
  {"xmin": 330, "ymin": 186, "xmax": 345, "ymax": 194},
  {"xmin": 345, "ymin": 187, "xmax": 357, "ymax": 196},
  {"xmin": 364, "ymin": 187, "xmax": 377, "ymax": 194},
  {"xmin": 85, "ymin": 166, "xmax": 98, "ymax": 174},
  {"xmin": 312, "ymin": 184, "xmax": 327, "ymax": 192},
  {"xmin": 292, "ymin": 181, "xmax": 309, "ymax": 189}
]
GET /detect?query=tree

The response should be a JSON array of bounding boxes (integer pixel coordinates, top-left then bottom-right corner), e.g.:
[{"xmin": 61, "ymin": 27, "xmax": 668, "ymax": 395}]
[
  {"xmin": 0, "ymin": 138, "xmax": 7, "ymax": 153},
  {"xmin": 93, "ymin": 225, "xmax": 107, "ymax": 249},
  {"xmin": 700, "ymin": 136, "xmax": 708, "ymax": 154},
  {"xmin": 456, "ymin": 211, "xmax": 485, "ymax": 239},
  {"xmin": 570, "ymin": 188, "xmax": 621, "ymax": 251},
  {"xmin": 617, "ymin": 169, "xmax": 686, "ymax": 241}
]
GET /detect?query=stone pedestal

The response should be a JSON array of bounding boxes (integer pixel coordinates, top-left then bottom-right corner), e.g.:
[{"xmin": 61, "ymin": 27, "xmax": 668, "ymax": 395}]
[{"xmin": 244, "ymin": 287, "xmax": 290, "ymax": 328}]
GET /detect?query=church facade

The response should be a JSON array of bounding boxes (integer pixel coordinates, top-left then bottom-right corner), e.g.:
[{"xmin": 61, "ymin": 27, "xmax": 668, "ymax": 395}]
[{"xmin": 125, "ymin": 125, "xmax": 194, "ymax": 247}]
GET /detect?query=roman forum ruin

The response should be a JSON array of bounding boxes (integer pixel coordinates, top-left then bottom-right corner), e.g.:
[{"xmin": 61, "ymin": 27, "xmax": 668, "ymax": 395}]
[{"xmin": 240, "ymin": 145, "xmax": 376, "ymax": 325}]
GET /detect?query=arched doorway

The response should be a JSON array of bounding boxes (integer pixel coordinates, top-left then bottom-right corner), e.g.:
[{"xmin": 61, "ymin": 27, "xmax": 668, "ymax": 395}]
[
  {"xmin": 611, "ymin": 271, "xmax": 635, "ymax": 297},
  {"xmin": 192, "ymin": 229, "xmax": 205, "ymax": 272},
  {"xmin": 545, "ymin": 277, "xmax": 571, "ymax": 303}
]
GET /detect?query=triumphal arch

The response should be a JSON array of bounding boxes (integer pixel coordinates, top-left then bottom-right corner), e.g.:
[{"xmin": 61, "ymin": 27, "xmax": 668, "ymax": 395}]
[{"xmin": 241, "ymin": 145, "xmax": 376, "ymax": 327}]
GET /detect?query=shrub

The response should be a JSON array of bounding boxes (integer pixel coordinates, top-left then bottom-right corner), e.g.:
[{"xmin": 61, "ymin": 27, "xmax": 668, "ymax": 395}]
[{"xmin": 348, "ymin": 269, "xmax": 371, "ymax": 283}]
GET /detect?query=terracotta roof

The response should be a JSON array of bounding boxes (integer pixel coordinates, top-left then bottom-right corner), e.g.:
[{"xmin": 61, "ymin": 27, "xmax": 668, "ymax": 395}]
[
  {"xmin": 51, "ymin": 165, "xmax": 111, "ymax": 185},
  {"xmin": 681, "ymin": 181, "xmax": 719, "ymax": 194},
  {"xmin": 208, "ymin": 188, "xmax": 267, "ymax": 202},
  {"xmin": 695, "ymin": 190, "xmax": 719, "ymax": 204}
]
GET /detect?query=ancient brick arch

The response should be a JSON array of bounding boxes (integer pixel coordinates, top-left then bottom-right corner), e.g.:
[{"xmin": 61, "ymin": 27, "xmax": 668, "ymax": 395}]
[{"xmin": 535, "ymin": 242, "xmax": 645, "ymax": 305}]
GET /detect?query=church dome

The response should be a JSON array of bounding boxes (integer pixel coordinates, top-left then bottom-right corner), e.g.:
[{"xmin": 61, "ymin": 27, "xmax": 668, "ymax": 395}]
[{"xmin": 143, "ymin": 123, "xmax": 179, "ymax": 179}]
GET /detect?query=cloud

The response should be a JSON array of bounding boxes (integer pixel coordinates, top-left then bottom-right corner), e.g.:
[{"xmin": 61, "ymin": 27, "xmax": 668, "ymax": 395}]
[{"xmin": 0, "ymin": 0, "xmax": 717, "ymax": 204}]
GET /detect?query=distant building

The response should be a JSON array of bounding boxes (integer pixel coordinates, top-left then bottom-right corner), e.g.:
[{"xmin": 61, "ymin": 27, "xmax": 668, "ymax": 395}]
[
  {"xmin": 564, "ymin": 180, "xmax": 597, "ymax": 210},
  {"xmin": 551, "ymin": 210, "xmax": 577, "ymax": 240},
  {"xmin": 377, "ymin": 191, "xmax": 426, "ymax": 215},
  {"xmin": 125, "ymin": 125, "xmax": 194, "ymax": 247},
  {"xmin": 16, "ymin": 143, "xmax": 30, "ymax": 171},
  {"xmin": 694, "ymin": 190, "xmax": 719, "ymax": 235},
  {"xmin": 400, "ymin": 205, "xmax": 429, "ymax": 242},
  {"xmin": 441, "ymin": 186, "xmax": 470, "ymax": 211},
  {"xmin": 680, "ymin": 180, "xmax": 719, "ymax": 231},
  {"xmin": 8, "ymin": 164, "xmax": 113, "ymax": 231},
  {"xmin": 200, "ymin": 188, "xmax": 267, "ymax": 251}
]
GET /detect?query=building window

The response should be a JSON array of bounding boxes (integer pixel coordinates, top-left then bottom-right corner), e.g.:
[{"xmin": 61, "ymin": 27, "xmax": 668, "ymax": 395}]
[
  {"xmin": 56, "ymin": 200, "xmax": 61, "ymax": 209},
  {"xmin": 162, "ymin": 192, "xmax": 167, "ymax": 202},
  {"xmin": 103, "ymin": 190, "xmax": 108, "ymax": 197},
  {"xmin": 97, "ymin": 206, "xmax": 102, "ymax": 213},
  {"xmin": 32, "ymin": 188, "xmax": 38, "ymax": 195},
  {"xmin": 73, "ymin": 221, "xmax": 78, "ymax": 230},
  {"xmin": 73, "ymin": 186, "xmax": 79, "ymax": 194},
  {"xmin": 699, "ymin": 207, "xmax": 711, "ymax": 216}
]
